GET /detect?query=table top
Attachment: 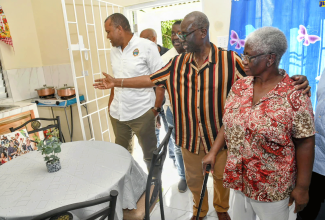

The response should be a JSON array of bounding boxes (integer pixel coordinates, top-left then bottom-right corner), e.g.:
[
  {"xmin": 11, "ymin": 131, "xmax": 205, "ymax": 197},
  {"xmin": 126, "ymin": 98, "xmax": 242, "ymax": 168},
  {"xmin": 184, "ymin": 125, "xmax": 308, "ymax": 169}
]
[{"xmin": 0, "ymin": 141, "xmax": 147, "ymax": 220}]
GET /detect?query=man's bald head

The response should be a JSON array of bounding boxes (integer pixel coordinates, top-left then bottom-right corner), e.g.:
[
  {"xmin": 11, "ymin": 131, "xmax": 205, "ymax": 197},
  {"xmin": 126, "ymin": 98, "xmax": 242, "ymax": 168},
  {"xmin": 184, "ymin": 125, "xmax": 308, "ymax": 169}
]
[
  {"xmin": 180, "ymin": 11, "xmax": 210, "ymax": 53},
  {"xmin": 140, "ymin": 28, "xmax": 157, "ymax": 44},
  {"xmin": 183, "ymin": 11, "xmax": 209, "ymax": 30}
]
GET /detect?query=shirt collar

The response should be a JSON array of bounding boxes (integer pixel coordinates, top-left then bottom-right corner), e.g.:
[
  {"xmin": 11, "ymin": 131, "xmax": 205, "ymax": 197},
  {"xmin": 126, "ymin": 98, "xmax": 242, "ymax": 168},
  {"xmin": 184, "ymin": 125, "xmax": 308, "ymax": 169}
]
[
  {"xmin": 186, "ymin": 42, "xmax": 218, "ymax": 64},
  {"xmin": 118, "ymin": 34, "xmax": 136, "ymax": 51}
]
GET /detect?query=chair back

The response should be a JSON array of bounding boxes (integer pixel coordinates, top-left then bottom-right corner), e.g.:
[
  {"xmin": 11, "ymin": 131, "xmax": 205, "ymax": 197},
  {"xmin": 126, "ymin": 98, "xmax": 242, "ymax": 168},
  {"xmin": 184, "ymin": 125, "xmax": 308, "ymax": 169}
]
[
  {"xmin": 9, "ymin": 116, "xmax": 64, "ymax": 143},
  {"xmin": 32, "ymin": 190, "xmax": 118, "ymax": 220},
  {"xmin": 145, "ymin": 126, "xmax": 173, "ymax": 220}
]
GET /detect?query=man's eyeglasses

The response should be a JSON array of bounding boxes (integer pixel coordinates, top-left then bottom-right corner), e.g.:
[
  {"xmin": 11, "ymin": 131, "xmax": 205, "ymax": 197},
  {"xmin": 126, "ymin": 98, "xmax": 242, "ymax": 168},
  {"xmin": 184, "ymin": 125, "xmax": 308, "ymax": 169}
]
[
  {"xmin": 176, "ymin": 27, "xmax": 204, "ymax": 41},
  {"xmin": 240, "ymin": 53, "xmax": 275, "ymax": 63}
]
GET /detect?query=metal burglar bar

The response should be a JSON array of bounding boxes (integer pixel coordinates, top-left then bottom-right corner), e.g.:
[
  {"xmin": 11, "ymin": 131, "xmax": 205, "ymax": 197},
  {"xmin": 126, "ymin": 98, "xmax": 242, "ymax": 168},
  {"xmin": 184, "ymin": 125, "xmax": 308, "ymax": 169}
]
[{"xmin": 61, "ymin": 0, "xmax": 123, "ymax": 141}]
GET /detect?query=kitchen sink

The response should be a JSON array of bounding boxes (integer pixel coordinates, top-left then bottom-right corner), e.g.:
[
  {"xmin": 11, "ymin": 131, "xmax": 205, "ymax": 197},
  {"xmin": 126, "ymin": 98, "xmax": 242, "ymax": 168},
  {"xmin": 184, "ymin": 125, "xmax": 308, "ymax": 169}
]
[{"xmin": 0, "ymin": 105, "xmax": 19, "ymax": 112}]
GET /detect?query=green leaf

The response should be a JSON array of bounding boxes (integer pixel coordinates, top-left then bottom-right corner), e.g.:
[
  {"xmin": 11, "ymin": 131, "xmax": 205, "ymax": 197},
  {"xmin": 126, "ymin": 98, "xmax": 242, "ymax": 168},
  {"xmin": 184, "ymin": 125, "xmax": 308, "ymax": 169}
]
[
  {"xmin": 44, "ymin": 156, "xmax": 50, "ymax": 161},
  {"xmin": 44, "ymin": 147, "xmax": 53, "ymax": 155},
  {"xmin": 54, "ymin": 147, "xmax": 61, "ymax": 153},
  {"xmin": 161, "ymin": 19, "xmax": 182, "ymax": 49}
]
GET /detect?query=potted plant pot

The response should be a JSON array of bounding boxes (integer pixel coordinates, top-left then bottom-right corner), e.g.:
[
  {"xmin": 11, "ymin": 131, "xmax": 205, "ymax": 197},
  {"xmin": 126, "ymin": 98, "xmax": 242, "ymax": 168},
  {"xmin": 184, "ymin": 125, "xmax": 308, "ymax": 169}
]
[
  {"xmin": 46, "ymin": 160, "xmax": 61, "ymax": 173},
  {"xmin": 35, "ymin": 128, "xmax": 62, "ymax": 174}
]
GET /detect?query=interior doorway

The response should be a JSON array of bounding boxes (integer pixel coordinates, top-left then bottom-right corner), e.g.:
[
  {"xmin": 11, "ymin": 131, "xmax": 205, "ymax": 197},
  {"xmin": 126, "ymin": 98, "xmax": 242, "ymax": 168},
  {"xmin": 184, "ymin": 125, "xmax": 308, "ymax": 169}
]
[{"xmin": 126, "ymin": 0, "xmax": 202, "ymax": 47}]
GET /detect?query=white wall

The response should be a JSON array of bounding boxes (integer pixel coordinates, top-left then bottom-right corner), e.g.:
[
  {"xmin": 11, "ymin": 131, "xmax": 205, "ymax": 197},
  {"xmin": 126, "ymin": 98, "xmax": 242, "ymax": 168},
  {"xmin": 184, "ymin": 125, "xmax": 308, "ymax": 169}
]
[
  {"xmin": 202, "ymin": 0, "xmax": 232, "ymax": 45},
  {"xmin": 0, "ymin": 0, "xmax": 43, "ymax": 70}
]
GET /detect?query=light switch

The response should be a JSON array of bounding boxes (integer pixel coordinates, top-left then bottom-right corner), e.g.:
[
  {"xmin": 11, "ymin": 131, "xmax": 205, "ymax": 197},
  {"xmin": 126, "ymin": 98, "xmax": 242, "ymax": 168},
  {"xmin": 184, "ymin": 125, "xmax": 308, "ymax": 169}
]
[
  {"xmin": 217, "ymin": 36, "xmax": 228, "ymax": 49},
  {"xmin": 83, "ymin": 70, "xmax": 89, "ymax": 76}
]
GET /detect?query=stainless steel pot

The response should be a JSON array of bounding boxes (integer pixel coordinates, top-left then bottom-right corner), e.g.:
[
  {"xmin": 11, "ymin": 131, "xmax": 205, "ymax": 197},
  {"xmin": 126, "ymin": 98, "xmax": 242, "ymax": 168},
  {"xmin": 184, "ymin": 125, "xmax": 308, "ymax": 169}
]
[
  {"xmin": 35, "ymin": 85, "xmax": 55, "ymax": 97},
  {"xmin": 57, "ymin": 84, "xmax": 75, "ymax": 97}
]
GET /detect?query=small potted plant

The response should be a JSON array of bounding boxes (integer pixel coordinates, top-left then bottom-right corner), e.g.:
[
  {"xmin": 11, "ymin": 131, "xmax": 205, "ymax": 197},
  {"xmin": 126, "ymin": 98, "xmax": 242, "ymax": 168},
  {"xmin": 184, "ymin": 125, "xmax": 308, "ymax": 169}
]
[{"xmin": 34, "ymin": 129, "xmax": 62, "ymax": 173}]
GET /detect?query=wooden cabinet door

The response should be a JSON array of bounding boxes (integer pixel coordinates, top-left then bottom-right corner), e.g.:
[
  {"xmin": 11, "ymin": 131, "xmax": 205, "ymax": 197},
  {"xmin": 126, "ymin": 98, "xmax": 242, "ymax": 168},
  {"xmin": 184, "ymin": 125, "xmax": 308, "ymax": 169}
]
[{"xmin": 0, "ymin": 110, "xmax": 35, "ymax": 136}]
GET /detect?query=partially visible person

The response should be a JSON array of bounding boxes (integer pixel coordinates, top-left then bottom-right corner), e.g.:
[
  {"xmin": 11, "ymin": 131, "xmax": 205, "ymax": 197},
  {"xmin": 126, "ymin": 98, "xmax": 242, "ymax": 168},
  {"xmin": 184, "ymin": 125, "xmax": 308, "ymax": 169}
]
[
  {"xmin": 297, "ymin": 68, "xmax": 325, "ymax": 220},
  {"xmin": 7, "ymin": 140, "xmax": 17, "ymax": 160},
  {"xmin": 1, "ymin": 135, "xmax": 8, "ymax": 147},
  {"xmin": 93, "ymin": 12, "xmax": 311, "ymax": 220},
  {"xmin": 105, "ymin": 13, "xmax": 164, "ymax": 170},
  {"xmin": 140, "ymin": 28, "xmax": 170, "ymax": 153},
  {"xmin": 0, "ymin": 143, "xmax": 5, "ymax": 156},
  {"xmin": 14, "ymin": 133, "xmax": 20, "ymax": 147},
  {"xmin": 26, "ymin": 139, "xmax": 34, "ymax": 152},
  {"xmin": 17, "ymin": 138, "xmax": 24, "ymax": 155},
  {"xmin": 160, "ymin": 20, "xmax": 188, "ymax": 193},
  {"xmin": 1, "ymin": 152, "xmax": 7, "ymax": 164},
  {"xmin": 161, "ymin": 20, "xmax": 184, "ymax": 64},
  {"xmin": 140, "ymin": 28, "xmax": 169, "ymax": 56},
  {"xmin": 203, "ymin": 27, "xmax": 315, "ymax": 220}
]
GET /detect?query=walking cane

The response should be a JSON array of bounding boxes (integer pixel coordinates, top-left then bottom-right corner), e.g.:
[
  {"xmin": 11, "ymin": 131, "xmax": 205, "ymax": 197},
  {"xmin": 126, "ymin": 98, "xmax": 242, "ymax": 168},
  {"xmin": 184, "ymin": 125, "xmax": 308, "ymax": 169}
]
[{"xmin": 196, "ymin": 164, "xmax": 211, "ymax": 220}]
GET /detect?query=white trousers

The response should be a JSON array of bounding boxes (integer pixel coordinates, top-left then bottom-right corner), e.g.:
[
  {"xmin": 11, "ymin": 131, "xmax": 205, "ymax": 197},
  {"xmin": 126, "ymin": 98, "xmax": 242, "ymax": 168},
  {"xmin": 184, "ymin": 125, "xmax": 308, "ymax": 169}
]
[{"xmin": 232, "ymin": 190, "xmax": 289, "ymax": 220}]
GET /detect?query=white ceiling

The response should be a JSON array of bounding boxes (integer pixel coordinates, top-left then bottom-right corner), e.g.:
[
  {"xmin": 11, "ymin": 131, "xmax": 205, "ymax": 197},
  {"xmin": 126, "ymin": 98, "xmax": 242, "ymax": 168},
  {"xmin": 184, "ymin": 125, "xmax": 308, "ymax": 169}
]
[{"xmin": 106, "ymin": 0, "xmax": 156, "ymax": 7}]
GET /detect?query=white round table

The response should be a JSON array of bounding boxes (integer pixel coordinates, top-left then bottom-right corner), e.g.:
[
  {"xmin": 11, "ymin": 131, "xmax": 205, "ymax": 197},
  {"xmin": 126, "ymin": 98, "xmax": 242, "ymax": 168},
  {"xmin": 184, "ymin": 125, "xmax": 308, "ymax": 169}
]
[{"xmin": 0, "ymin": 141, "xmax": 147, "ymax": 220}]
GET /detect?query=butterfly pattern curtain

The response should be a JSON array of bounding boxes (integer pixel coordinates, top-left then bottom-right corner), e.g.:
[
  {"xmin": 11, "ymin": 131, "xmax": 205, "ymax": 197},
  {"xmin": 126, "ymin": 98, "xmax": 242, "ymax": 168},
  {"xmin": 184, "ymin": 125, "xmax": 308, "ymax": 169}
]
[
  {"xmin": 0, "ymin": 6, "xmax": 13, "ymax": 47},
  {"xmin": 228, "ymin": 0, "xmax": 325, "ymax": 110}
]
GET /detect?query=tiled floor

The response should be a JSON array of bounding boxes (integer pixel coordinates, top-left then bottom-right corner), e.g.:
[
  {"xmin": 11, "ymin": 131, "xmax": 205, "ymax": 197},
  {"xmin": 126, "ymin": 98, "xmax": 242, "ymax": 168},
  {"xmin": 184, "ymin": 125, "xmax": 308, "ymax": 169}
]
[{"xmin": 132, "ymin": 127, "xmax": 303, "ymax": 220}]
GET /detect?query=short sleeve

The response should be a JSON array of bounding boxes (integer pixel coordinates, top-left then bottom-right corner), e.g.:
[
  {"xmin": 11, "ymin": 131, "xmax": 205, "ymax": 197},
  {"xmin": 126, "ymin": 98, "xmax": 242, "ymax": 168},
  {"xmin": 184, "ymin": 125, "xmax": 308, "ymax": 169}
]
[
  {"xmin": 147, "ymin": 41, "xmax": 164, "ymax": 74},
  {"xmin": 290, "ymin": 91, "xmax": 316, "ymax": 139},
  {"xmin": 149, "ymin": 56, "xmax": 175, "ymax": 88}
]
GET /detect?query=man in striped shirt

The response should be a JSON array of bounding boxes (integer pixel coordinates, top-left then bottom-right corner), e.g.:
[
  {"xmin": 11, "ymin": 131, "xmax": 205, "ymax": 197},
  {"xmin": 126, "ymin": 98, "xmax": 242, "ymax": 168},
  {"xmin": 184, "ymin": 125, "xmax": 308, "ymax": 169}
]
[{"xmin": 94, "ymin": 11, "xmax": 310, "ymax": 220}]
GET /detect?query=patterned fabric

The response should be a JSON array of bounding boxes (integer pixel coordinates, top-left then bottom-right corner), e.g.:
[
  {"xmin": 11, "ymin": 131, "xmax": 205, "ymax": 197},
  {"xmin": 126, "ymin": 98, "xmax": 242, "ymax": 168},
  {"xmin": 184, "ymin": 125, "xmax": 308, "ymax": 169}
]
[
  {"xmin": 150, "ymin": 43, "xmax": 246, "ymax": 154},
  {"xmin": 0, "ymin": 6, "xmax": 13, "ymax": 47},
  {"xmin": 222, "ymin": 71, "xmax": 315, "ymax": 202},
  {"xmin": 0, "ymin": 141, "xmax": 147, "ymax": 220}
]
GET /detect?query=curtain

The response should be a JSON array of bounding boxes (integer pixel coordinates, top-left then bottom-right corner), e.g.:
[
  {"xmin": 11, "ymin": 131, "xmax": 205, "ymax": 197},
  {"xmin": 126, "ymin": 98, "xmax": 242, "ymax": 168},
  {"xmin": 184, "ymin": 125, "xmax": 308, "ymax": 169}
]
[
  {"xmin": 228, "ymin": 0, "xmax": 325, "ymax": 110},
  {"xmin": 0, "ymin": 6, "xmax": 13, "ymax": 47}
]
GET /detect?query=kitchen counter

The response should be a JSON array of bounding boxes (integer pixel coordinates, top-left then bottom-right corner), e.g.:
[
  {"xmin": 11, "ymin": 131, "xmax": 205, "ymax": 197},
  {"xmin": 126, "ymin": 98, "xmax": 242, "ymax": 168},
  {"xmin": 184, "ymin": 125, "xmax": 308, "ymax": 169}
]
[{"xmin": 0, "ymin": 99, "xmax": 39, "ymax": 119}]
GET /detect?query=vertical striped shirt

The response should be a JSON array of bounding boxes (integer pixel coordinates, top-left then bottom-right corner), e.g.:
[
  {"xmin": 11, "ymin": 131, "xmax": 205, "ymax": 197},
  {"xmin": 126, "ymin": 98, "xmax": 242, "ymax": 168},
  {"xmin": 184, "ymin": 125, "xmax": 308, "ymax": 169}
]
[{"xmin": 150, "ymin": 43, "xmax": 246, "ymax": 154}]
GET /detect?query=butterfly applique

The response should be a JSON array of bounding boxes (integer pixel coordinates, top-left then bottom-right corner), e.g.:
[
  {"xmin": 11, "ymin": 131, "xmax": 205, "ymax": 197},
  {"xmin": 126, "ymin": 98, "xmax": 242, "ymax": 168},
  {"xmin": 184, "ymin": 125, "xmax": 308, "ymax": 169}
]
[
  {"xmin": 297, "ymin": 25, "xmax": 321, "ymax": 46},
  {"xmin": 230, "ymin": 30, "xmax": 245, "ymax": 50}
]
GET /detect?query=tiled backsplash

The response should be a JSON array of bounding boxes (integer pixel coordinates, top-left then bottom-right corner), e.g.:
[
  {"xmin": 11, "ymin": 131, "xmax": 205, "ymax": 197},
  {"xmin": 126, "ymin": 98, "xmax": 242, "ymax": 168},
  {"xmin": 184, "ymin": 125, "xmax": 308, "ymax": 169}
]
[
  {"xmin": 43, "ymin": 64, "xmax": 74, "ymax": 89},
  {"xmin": 6, "ymin": 64, "xmax": 74, "ymax": 102},
  {"xmin": 7, "ymin": 67, "xmax": 46, "ymax": 102}
]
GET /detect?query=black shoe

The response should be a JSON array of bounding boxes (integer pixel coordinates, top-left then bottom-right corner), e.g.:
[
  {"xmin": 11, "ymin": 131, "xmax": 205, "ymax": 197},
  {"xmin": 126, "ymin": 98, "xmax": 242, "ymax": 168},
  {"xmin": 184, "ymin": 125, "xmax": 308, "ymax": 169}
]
[{"xmin": 178, "ymin": 179, "xmax": 187, "ymax": 193}]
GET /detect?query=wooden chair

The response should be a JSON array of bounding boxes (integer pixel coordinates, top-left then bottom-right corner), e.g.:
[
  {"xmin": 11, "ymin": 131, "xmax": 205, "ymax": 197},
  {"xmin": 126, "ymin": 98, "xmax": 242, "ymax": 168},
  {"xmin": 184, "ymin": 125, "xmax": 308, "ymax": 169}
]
[
  {"xmin": 9, "ymin": 116, "xmax": 64, "ymax": 143},
  {"xmin": 123, "ymin": 126, "xmax": 173, "ymax": 220},
  {"xmin": 32, "ymin": 190, "xmax": 118, "ymax": 220}
]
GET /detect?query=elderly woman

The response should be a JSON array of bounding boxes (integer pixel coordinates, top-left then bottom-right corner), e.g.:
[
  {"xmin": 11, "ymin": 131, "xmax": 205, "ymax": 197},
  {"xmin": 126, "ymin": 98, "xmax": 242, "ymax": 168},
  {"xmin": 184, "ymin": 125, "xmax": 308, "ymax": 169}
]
[{"xmin": 202, "ymin": 27, "xmax": 315, "ymax": 220}]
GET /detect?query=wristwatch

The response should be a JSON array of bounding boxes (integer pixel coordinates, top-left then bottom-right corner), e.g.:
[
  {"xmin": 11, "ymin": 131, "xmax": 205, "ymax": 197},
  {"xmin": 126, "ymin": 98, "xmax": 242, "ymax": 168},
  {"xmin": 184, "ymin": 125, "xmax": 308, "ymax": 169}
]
[{"xmin": 152, "ymin": 107, "xmax": 161, "ymax": 113}]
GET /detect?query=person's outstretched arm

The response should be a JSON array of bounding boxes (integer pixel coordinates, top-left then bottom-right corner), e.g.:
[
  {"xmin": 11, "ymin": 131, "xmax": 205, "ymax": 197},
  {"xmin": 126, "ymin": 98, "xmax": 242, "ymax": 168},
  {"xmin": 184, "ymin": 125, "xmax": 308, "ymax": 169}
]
[{"xmin": 93, "ymin": 72, "xmax": 155, "ymax": 90}]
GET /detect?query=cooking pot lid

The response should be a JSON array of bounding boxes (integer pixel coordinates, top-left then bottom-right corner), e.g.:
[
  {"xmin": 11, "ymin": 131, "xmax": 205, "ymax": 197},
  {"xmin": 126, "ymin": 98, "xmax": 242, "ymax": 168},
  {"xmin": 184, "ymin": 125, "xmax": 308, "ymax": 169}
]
[
  {"xmin": 58, "ymin": 84, "xmax": 75, "ymax": 90},
  {"xmin": 36, "ymin": 84, "xmax": 54, "ymax": 90}
]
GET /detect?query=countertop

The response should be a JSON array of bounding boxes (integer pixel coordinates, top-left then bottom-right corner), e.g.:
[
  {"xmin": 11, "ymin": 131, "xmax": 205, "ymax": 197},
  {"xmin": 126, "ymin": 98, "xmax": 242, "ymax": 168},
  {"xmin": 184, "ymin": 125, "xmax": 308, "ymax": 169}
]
[{"xmin": 0, "ymin": 98, "xmax": 39, "ymax": 119}]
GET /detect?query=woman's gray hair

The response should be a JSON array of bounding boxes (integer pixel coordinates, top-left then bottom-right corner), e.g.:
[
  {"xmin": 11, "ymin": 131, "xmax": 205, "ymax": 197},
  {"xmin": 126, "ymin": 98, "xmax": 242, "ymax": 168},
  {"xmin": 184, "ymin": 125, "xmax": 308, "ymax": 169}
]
[{"xmin": 245, "ymin": 27, "xmax": 287, "ymax": 67}]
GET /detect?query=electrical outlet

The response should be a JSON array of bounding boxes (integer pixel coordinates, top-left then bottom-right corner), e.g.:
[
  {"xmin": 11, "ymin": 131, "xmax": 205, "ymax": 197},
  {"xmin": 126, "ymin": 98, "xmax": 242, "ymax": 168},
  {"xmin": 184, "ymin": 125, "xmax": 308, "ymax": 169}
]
[
  {"xmin": 83, "ymin": 70, "xmax": 89, "ymax": 76},
  {"xmin": 217, "ymin": 36, "xmax": 229, "ymax": 49}
]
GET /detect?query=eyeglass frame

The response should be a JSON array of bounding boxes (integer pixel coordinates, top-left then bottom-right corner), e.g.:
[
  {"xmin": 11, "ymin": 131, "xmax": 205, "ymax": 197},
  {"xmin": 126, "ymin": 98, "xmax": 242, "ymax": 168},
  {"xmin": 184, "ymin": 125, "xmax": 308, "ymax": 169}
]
[
  {"xmin": 176, "ymin": 27, "xmax": 204, "ymax": 41},
  {"xmin": 240, "ymin": 52, "xmax": 275, "ymax": 63}
]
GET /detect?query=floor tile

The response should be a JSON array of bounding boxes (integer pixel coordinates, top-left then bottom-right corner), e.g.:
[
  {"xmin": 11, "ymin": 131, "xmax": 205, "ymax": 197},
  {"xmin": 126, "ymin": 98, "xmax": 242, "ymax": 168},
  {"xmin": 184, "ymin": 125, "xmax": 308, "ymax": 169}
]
[
  {"xmin": 150, "ymin": 206, "xmax": 218, "ymax": 220},
  {"xmin": 131, "ymin": 123, "xmax": 301, "ymax": 220},
  {"xmin": 163, "ymin": 182, "xmax": 193, "ymax": 212}
]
